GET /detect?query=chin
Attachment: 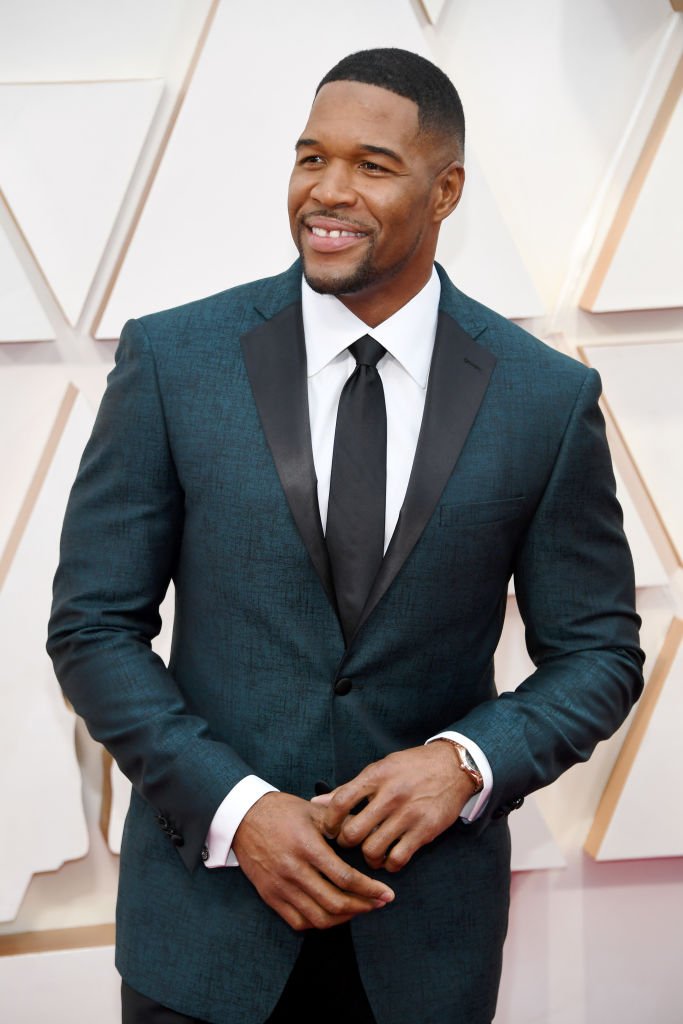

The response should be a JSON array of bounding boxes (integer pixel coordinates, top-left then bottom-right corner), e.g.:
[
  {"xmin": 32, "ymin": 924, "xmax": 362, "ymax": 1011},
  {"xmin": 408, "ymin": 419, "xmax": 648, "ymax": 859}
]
[{"xmin": 302, "ymin": 258, "xmax": 375, "ymax": 297}]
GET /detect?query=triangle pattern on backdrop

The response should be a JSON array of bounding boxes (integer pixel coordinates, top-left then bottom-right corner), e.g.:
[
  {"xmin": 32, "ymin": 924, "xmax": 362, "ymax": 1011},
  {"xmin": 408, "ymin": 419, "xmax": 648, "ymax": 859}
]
[
  {"xmin": 585, "ymin": 618, "xmax": 683, "ymax": 860},
  {"xmin": 418, "ymin": 0, "xmax": 449, "ymax": 25},
  {"xmin": 582, "ymin": 55, "xmax": 683, "ymax": 312},
  {"xmin": 0, "ymin": 384, "xmax": 94, "ymax": 922},
  {"xmin": 0, "ymin": 215, "xmax": 53, "ymax": 341},
  {"xmin": 438, "ymin": 150, "xmax": 544, "ymax": 320},
  {"xmin": 0, "ymin": 79, "xmax": 163, "ymax": 327},
  {"xmin": 584, "ymin": 340, "xmax": 683, "ymax": 567}
]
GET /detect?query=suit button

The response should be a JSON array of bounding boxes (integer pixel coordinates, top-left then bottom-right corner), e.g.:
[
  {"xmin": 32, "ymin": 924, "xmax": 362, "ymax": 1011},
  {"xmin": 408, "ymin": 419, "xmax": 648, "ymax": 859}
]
[
  {"xmin": 510, "ymin": 796, "xmax": 524, "ymax": 811},
  {"xmin": 201, "ymin": 845, "xmax": 210, "ymax": 862},
  {"xmin": 169, "ymin": 830, "xmax": 184, "ymax": 848},
  {"xmin": 314, "ymin": 780, "xmax": 331, "ymax": 796},
  {"xmin": 334, "ymin": 677, "xmax": 352, "ymax": 696}
]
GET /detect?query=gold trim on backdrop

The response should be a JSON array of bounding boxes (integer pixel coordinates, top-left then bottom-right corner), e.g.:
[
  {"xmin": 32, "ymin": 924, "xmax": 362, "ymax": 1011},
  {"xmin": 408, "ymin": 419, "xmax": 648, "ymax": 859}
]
[
  {"xmin": 417, "ymin": 0, "xmax": 448, "ymax": 26},
  {"xmin": 0, "ymin": 923, "xmax": 115, "ymax": 957},
  {"xmin": 579, "ymin": 342, "xmax": 683, "ymax": 570},
  {"xmin": 0, "ymin": 383, "xmax": 77, "ymax": 589},
  {"xmin": 100, "ymin": 749, "xmax": 114, "ymax": 846},
  {"xmin": 0, "ymin": 187, "xmax": 58, "ymax": 343},
  {"xmin": 91, "ymin": 0, "xmax": 221, "ymax": 338},
  {"xmin": 584, "ymin": 618, "xmax": 683, "ymax": 858},
  {"xmin": 0, "ymin": 81, "xmax": 164, "ymax": 331},
  {"xmin": 580, "ymin": 54, "xmax": 683, "ymax": 312}
]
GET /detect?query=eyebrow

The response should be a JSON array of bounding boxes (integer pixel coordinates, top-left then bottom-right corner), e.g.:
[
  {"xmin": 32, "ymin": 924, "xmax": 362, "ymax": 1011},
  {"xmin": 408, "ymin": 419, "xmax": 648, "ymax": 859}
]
[{"xmin": 295, "ymin": 138, "xmax": 405, "ymax": 164}]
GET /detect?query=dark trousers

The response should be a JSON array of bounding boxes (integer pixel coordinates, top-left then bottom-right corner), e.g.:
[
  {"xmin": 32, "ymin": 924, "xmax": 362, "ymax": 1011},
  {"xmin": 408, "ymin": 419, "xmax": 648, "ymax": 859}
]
[{"xmin": 121, "ymin": 923, "xmax": 377, "ymax": 1024}]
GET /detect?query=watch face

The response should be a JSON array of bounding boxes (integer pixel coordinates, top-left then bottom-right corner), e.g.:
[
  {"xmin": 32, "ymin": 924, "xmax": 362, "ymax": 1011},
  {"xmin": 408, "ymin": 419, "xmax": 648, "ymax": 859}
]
[
  {"xmin": 447, "ymin": 742, "xmax": 483, "ymax": 793},
  {"xmin": 463, "ymin": 750, "xmax": 477, "ymax": 771}
]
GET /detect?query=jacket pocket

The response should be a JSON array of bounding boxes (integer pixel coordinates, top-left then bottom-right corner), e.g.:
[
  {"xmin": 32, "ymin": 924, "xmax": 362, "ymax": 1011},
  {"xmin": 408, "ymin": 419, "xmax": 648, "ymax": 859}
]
[{"xmin": 439, "ymin": 496, "xmax": 525, "ymax": 527}]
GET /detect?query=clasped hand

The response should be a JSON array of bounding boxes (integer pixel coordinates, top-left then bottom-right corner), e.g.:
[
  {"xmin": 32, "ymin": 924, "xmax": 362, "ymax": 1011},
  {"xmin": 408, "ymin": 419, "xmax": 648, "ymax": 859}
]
[{"xmin": 232, "ymin": 743, "xmax": 475, "ymax": 931}]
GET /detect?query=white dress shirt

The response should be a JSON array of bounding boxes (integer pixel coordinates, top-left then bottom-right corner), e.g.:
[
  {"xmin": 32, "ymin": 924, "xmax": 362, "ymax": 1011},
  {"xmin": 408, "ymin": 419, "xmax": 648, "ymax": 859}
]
[{"xmin": 204, "ymin": 268, "xmax": 492, "ymax": 868}]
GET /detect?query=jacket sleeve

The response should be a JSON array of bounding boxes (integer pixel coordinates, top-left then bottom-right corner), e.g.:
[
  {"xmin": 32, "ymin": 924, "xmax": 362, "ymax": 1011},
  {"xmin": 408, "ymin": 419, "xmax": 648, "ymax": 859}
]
[
  {"xmin": 47, "ymin": 318, "xmax": 253, "ymax": 871},
  {"xmin": 451, "ymin": 368, "xmax": 645, "ymax": 826}
]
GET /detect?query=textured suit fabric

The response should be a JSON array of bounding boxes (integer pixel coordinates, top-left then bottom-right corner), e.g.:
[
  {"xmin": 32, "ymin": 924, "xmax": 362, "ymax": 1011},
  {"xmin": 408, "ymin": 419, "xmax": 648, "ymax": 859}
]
[
  {"xmin": 47, "ymin": 261, "xmax": 643, "ymax": 1024},
  {"xmin": 122, "ymin": 981, "xmax": 205, "ymax": 1023},
  {"xmin": 122, "ymin": 925, "xmax": 376, "ymax": 1024}
]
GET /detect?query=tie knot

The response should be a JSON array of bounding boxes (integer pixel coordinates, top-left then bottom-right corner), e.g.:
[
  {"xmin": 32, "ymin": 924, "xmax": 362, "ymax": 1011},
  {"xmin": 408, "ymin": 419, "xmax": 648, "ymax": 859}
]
[{"xmin": 349, "ymin": 335, "xmax": 386, "ymax": 368}]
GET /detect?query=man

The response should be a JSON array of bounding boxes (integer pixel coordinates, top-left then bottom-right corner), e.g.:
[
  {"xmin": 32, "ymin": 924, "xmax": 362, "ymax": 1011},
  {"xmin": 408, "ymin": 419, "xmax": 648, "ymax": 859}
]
[{"xmin": 48, "ymin": 49, "xmax": 643, "ymax": 1024}]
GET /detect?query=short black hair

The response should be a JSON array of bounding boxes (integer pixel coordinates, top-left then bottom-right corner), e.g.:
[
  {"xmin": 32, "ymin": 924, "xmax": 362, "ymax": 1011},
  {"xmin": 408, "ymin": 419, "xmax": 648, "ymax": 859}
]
[{"xmin": 316, "ymin": 48, "xmax": 465, "ymax": 158}]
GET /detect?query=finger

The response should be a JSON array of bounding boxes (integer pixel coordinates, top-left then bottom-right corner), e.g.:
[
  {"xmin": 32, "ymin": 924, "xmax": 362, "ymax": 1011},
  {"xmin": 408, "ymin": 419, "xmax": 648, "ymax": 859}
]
[
  {"xmin": 313, "ymin": 844, "xmax": 395, "ymax": 904},
  {"xmin": 276, "ymin": 899, "xmax": 312, "ymax": 932},
  {"xmin": 279, "ymin": 864, "xmax": 389, "ymax": 927},
  {"xmin": 299, "ymin": 872, "xmax": 387, "ymax": 918},
  {"xmin": 336, "ymin": 799, "xmax": 391, "ymax": 849},
  {"xmin": 322, "ymin": 777, "xmax": 377, "ymax": 836},
  {"xmin": 247, "ymin": 849, "xmax": 383, "ymax": 928},
  {"xmin": 243, "ymin": 856, "xmax": 377, "ymax": 929},
  {"xmin": 359, "ymin": 819, "xmax": 406, "ymax": 869},
  {"xmin": 381, "ymin": 828, "xmax": 425, "ymax": 874},
  {"xmin": 281, "ymin": 888, "xmax": 356, "ymax": 931},
  {"xmin": 361, "ymin": 802, "xmax": 446, "ymax": 871},
  {"xmin": 308, "ymin": 797, "xmax": 340, "ymax": 836}
]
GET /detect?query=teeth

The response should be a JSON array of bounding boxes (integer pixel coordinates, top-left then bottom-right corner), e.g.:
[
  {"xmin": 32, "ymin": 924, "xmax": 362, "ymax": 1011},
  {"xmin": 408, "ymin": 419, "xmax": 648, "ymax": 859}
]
[{"xmin": 310, "ymin": 225, "xmax": 362, "ymax": 238}]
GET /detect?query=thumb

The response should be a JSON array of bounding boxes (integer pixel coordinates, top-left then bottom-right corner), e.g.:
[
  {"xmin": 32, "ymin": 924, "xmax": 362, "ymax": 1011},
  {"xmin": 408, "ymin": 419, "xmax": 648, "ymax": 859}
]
[{"xmin": 310, "ymin": 792, "xmax": 334, "ymax": 806}]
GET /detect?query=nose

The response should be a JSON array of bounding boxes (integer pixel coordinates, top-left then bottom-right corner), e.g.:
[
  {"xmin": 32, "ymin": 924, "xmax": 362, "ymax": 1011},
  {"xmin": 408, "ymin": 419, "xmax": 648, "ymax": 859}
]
[{"xmin": 309, "ymin": 161, "xmax": 356, "ymax": 207}]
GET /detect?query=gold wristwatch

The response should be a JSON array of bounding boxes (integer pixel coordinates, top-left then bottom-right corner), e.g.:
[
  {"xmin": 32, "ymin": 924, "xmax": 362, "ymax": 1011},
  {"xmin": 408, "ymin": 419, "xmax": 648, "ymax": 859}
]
[{"xmin": 435, "ymin": 738, "xmax": 484, "ymax": 794}]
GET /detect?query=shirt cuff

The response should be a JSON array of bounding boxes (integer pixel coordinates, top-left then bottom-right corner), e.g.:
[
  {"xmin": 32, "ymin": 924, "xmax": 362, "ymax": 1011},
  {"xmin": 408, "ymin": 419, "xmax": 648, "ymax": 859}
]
[
  {"xmin": 203, "ymin": 775, "xmax": 279, "ymax": 868},
  {"xmin": 425, "ymin": 730, "xmax": 493, "ymax": 823}
]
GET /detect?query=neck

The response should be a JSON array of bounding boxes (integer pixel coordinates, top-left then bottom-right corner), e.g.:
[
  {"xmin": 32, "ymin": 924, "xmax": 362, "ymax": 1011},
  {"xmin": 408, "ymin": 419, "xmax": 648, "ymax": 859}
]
[{"xmin": 337, "ymin": 264, "xmax": 434, "ymax": 328}]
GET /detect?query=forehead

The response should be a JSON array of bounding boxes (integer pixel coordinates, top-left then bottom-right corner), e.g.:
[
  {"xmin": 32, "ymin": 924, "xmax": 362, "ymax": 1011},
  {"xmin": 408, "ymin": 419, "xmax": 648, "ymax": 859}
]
[{"xmin": 303, "ymin": 80, "xmax": 421, "ymax": 148}]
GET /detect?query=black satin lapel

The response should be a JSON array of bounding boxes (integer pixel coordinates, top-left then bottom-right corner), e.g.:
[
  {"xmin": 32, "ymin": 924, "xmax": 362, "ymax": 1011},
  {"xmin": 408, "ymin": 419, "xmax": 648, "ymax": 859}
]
[
  {"xmin": 353, "ymin": 311, "xmax": 497, "ymax": 639},
  {"xmin": 240, "ymin": 301, "xmax": 336, "ymax": 608}
]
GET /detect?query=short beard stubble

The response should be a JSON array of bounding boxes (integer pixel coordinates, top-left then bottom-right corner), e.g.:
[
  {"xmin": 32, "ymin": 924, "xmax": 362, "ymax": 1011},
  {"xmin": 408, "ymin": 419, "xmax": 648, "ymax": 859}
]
[{"xmin": 297, "ymin": 223, "xmax": 421, "ymax": 299}]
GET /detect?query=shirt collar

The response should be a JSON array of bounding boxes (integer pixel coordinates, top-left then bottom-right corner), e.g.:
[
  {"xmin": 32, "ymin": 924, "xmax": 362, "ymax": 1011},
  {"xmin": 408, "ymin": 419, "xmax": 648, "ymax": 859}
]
[{"xmin": 301, "ymin": 267, "xmax": 441, "ymax": 389}]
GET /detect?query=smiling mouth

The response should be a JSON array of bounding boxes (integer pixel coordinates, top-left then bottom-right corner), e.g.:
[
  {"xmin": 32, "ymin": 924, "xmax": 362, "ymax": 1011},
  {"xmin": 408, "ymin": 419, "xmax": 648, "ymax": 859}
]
[{"xmin": 303, "ymin": 219, "xmax": 369, "ymax": 255}]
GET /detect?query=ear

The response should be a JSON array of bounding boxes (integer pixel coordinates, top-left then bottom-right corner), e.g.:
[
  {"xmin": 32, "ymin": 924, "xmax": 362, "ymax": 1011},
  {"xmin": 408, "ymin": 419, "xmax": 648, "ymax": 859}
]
[{"xmin": 433, "ymin": 161, "xmax": 465, "ymax": 223}]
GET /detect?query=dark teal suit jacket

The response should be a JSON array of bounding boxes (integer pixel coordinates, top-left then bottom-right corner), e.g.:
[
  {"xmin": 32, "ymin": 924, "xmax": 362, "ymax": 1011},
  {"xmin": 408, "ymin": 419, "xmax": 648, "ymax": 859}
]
[{"xmin": 48, "ymin": 262, "xmax": 643, "ymax": 1024}]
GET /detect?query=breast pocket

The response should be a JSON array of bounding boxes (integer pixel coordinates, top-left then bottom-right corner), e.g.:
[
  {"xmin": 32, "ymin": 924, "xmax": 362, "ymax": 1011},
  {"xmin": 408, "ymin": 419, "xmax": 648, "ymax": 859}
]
[{"xmin": 439, "ymin": 495, "xmax": 525, "ymax": 527}]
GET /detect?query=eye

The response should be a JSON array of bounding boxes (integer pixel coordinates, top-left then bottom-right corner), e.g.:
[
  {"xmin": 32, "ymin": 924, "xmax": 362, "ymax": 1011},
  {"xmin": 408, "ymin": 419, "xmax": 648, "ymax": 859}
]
[
  {"xmin": 359, "ymin": 160, "xmax": 389, "ymax": 174},
  {"xmin": 299, "ymin": 154, "xmax": 324, "ymax": 166}
]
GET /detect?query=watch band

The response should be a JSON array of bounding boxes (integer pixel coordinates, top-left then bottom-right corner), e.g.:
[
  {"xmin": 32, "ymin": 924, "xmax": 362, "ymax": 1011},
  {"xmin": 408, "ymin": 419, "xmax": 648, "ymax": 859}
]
[{"xmin": 434, "ymin": 738, "xmax": 484, "ymax": 794}]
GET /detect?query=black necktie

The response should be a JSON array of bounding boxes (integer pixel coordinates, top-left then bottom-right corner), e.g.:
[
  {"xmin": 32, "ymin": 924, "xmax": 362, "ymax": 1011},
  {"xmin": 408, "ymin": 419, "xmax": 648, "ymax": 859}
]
[{"xmin": 326, "ymin": 335, "xmax": 387, "ymax": 645}]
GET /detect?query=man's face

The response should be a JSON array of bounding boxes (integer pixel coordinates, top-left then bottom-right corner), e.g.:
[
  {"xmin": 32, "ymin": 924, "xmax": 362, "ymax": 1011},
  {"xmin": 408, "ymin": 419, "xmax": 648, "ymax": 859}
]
[{"xmin": 288, "ymin": 80, "xmax": 456, "ymax": 320}]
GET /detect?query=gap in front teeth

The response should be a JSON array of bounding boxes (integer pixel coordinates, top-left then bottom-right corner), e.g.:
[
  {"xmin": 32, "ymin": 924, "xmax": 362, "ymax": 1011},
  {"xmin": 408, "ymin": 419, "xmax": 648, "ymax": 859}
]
[{"xmin": 311, "ymin": 226, "xmax": 362, "ymax": 238}]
